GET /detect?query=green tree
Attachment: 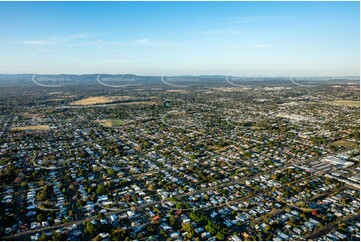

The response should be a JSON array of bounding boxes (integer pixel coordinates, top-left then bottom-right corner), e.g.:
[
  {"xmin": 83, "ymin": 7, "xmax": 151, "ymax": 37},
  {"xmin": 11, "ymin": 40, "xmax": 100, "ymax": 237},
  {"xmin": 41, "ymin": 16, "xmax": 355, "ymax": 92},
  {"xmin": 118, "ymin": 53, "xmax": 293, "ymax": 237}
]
[
  {"xmin": 96, "ymin": 185, "xmax": 105, "ymax": 195},
  {"xmin": 38, "ymin": 234, "xmax": 48, "ymax": 241},
  {"xmin": 37, "ymin": 213, "xmax": 45, "ymax": 222},
  {"xmin": 110, "ymin": 228, "xmax": 127, "ymax": 241},
  {"xmin": 84, "ymin": 222, "xmax": 98, "ymax": 238},
  {"xmin": 52, "ymin": 232, "xmax": 63, "ymax": 241},
  {"xmin": 216, "ymin": 232, "xmax": 225, "ymax": 240}
]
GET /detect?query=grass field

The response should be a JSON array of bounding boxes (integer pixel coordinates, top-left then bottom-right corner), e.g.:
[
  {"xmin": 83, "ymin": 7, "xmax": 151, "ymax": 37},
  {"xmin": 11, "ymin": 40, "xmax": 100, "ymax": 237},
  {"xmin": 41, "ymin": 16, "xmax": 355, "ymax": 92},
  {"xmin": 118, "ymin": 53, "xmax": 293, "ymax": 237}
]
[
  {"xmin": 96, "ymin": 119, "xmax": 132, "ymax": 127},
  {"xmin": 70, "ymin": 96, "xmax": 157, "ymax": 106},
  {"xmin": 330, "ymin": 140, "xmax": 358, "ymax": 149},
  {"xmin": 71, "ymin": 96, "xmax": 115, "ymax": 105},
  {"xmin": 22, "ymin": 113, "xmax": 41, "ymax": 118},
  {"xmin": 166, "ymin": 90, "xmax": 191, "ymax": 94},
  {"xmin": 119, "ymin": 101, "xmax": 157, "ymax": 106},
  {"xmin": 11, "ymin": 125, "xmax": 50, "ymax": 131},
  {"xmin": 112, "ymin": 119, "xmax": 130, "ymax": 126},
  {"xmin": 327, "ymin": 100, "xmax": 360, "ymax": 107}
]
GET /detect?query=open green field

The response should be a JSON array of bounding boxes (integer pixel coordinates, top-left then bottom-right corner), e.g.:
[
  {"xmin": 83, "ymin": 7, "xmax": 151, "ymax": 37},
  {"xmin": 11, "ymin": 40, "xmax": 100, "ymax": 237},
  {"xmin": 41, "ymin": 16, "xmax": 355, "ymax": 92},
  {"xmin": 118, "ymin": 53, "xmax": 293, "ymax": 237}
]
[
  {"xmin": 327, "ymin": 100, "xmax": 360, "ymax": 107},
  {"xmin": 96, "ymin": 119, "xmax": 132, "ymax": 127},
  {"xmin": 330, "ymin": 140, "xmax": 358, "ymax": 149}
]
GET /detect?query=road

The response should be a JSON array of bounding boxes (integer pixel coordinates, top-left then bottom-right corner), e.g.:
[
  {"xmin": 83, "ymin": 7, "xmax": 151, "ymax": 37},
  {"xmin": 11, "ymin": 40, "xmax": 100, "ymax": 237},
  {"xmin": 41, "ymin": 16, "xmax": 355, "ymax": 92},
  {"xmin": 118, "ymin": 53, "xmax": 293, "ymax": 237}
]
[
  {"xmin": 306, "ymin": 213, "xmax": 360, "ymax": 240},
  {"xmin": 1, "ymin": 163, "xmax": 306, "ymax": 240},
  {"xmin": 1, "ymin": 150, "xmax": 351, "ymax": 240}
]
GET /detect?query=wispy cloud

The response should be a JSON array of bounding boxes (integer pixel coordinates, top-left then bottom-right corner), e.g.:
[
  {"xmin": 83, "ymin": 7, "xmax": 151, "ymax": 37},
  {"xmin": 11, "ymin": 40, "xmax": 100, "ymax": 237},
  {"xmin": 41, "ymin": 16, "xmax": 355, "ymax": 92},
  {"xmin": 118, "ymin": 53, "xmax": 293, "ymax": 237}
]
[
  {"xmin": 135, "ymin": 38, "xmax": 149, "ymax": 43},
  {"xmin": 15, "ymin": 40, "xmax": 60, "ymax": 51},
  {"xmin": 15, "ymin": 33, "xmax": 93, "ymax": 51},
  {"xmin": 101, "ymin": 59, "xmax": 152, "ymax": 63},
  {"xmin": 96, "ymin": 38, "xmax": 173, "ymax": 52},
  {"xmin": 16, "ymin": 33, "xmax": 173, "ymax": 52},
  {"xmin": 16, "ymin": 40, "xmax": 57, "ymax": 45},
  {"xmin": 199, "ymin": 30, "xmax": 242, "ymax": 36},
  {"xmin": 235, "ymin": 44, "xmax": 270, "ymax": 48},
  {"xmin": 64, "ymin": 33, "xmax": 91, "ymax": 40},
  {"xmin": 100, "ymin": 38, "xmax": 173, "ymax": 47},
  {"xmin": 234, "ymin": 15, "xmax": 276, "ymax": 21},
  {"xmin": 230, "ymin": 15, "xmax": 291, "ymax": 23}
]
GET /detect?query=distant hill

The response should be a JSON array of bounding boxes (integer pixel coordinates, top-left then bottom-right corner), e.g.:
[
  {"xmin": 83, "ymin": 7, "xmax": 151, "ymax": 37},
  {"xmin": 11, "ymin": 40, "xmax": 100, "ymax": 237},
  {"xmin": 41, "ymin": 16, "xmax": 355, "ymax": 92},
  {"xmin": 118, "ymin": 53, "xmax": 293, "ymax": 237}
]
[{"xmin": 0, "ymin": 74, "xmax": 358, "ymax": 87}]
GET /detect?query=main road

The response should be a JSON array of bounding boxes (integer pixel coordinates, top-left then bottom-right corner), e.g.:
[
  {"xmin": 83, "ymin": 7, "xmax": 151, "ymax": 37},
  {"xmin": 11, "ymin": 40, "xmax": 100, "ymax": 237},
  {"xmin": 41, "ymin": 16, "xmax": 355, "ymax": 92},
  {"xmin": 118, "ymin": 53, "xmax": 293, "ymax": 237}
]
[{"xmin": 1, "ymin": 150, "xmax": 350, "ymax": 240}]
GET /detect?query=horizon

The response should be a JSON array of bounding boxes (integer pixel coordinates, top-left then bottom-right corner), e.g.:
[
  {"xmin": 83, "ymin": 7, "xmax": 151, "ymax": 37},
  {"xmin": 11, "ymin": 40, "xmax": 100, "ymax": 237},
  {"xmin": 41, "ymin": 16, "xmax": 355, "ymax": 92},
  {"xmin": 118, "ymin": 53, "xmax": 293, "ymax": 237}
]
[
  {"xmin": 0, "ymin": 73, "xmax": 360, "ymax": 78},
  {"xmin": 0, "ymin": 1, "xmax": 360, "ymax": 76}
]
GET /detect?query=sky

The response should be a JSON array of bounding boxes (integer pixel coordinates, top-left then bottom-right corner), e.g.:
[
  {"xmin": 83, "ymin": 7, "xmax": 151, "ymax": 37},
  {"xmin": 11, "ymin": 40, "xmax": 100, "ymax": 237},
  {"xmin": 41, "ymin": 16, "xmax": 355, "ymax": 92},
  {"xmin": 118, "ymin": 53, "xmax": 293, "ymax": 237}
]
[{"xmin": 0, "ymin": 1, "xmax": 359, "ymax": 76}]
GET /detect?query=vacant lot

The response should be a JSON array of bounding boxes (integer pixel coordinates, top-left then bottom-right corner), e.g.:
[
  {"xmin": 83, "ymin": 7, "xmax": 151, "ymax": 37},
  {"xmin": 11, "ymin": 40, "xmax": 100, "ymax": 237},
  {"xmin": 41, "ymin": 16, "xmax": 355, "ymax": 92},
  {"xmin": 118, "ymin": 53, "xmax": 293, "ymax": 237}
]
[
  {"xmin": 71, "ymin": 96, "xmax": 134, "ymax": 106},
  {"xmin": 22, "ymin": 113, "xmax": 41, "ymax": 118},
  {"xmin": 330, "ymin": 140, "xmax": 358, "ymax": 149},
  {"xmin": 166, "ymin": 90, "xmax": 191, "ymax": 94},
  {"xmin": 96, "ymin": 119, "xmax": 132, "ymax": 127},
  {"xmin": 119, "ymin": 101, "xmax": 157, "ymax": 106},
  {"xmin": 327, "ymin": 100, "xmax": 360, "ymax": 107},
  {"xmin": 11, "ymin": 125, "xmax": 50, "ymax": 131},
  {"xmin": 71, "ymin": 96, "xmax": 114, "ymax": 105}
]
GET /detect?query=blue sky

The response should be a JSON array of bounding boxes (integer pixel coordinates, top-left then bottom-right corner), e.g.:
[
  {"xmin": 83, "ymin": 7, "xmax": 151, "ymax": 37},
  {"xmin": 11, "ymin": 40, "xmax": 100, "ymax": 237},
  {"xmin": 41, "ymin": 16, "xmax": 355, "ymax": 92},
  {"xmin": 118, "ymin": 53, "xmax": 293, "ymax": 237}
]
[{"xmin": 0, "ymin": 1, "xmax": 359, "ymax": 76}]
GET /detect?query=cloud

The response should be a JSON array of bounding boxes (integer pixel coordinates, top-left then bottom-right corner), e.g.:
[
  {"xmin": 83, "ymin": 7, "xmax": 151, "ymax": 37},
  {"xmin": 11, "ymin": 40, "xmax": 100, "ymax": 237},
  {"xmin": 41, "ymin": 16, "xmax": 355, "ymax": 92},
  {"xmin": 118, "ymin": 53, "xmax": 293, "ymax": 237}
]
[
  {"xmin": 15, "ymin": 33, "xmax": 93, "ymax": 49},
  {"xmin": 65, "ymin": 33, "xmax": 91, "ymax": 40},
  {"xmin": 16, "ymin": 33, "xmax": 172, "ymax": 52},
  {"xmin": 16, "ymin": 40, "xmax": 57, "ymax": 45},
  {"xmin": 222, "ymin": 43, "xmax": 271, "ymax": 49},
  {"xmin": 230, "ymin": 15, "xmax": 291, "ymax": 23},
  {"xmin": 135, "ymin": 38, "xmax": 148, "ymax": 43},
  {"xmin": 234, "ymin": 15, "xmax": 276, "ymax": 21},
  {"xmin": 15, "ymin": 40, "xmax": 60, "ymax": 51},
  {"xmin": 101, "ymin": 59, "xmax": 152, "ymax": 63},
  {"xmin": 130, "ymin": 38, "xmax": 172, "ymax": 46},
  {"xmin": 235, "ymin": 44, "xmax": 270, "ymax": 48},
  {"xmin": 199, "ymin": 30, "xmax": 242, "ymax": 36},
  {"xmin": 96, "ymin": 38, "xmax": 173, "ymax": 52}
]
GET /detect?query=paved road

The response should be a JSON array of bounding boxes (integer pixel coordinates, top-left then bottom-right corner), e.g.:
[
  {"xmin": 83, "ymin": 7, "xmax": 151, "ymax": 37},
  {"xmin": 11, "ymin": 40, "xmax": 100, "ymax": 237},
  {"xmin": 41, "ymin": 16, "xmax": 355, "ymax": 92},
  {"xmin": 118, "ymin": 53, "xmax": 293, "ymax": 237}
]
[
  {"xmin": 1, "ymin": 150, "xmax": 349, "ymax": 240},
  {"xmin": 0, "ymin": 163, "xmax": 301, "ymax": 240},
  {"xmin": 307, "ymin": 213, "xmax": 360, "ymax": 240}
]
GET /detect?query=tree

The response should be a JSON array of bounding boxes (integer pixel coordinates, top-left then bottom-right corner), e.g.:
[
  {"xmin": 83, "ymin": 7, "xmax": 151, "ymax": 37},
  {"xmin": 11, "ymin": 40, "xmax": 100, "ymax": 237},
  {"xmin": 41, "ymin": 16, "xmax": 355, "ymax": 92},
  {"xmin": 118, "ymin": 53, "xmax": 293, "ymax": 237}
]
[
  {"xmin": 264, "ymin": 225, "xmax": 271, "ymax": 232},
  {"xmin": 96, "ymin": 184, "xmax": 105, "ymax": 195},
  {"xmin": 52, "ymin": 232, "xmax": 63, "ymax": 241},
  {"xmin": 38, "ymin": 234, "xmax": 48, "ymax": 241},
  {"xmin": 107, "ymin": 168, "xmax": 115, "ymax": 176},
  {"xmin": 263, "ymin": 214, "xmax": 271, "ymax": 224},
  {"xmin": 110, "ymin": 228, "xmax": 127, "ymax": 241},
  {"xmin": 84, "ymin": 222, "xmax": 98, "ymax": 238},
  {"xmin": 300, "ymin": 213, "xmax": 307, "ymax": 221},
  {"xmin": 216, "ymin": 232, "xmax": 225, "ymax": 240},
  {"xmin": 169, "ymin": 214, "xmax": 176, "ymax": 226},
  {"xmin": 37, "ymin": 213, "xmax": 45, "ymax": 222},
  {"xmin": 147, "ymin": 225, "xmax": 156, "ymax": 233},
  {"xmin": 205, "ymin": 221, "xmax": 217, "ymax": 234}
]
